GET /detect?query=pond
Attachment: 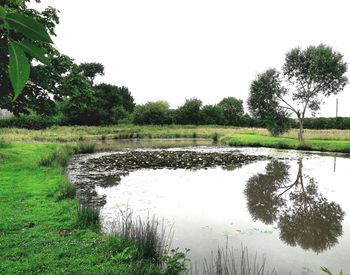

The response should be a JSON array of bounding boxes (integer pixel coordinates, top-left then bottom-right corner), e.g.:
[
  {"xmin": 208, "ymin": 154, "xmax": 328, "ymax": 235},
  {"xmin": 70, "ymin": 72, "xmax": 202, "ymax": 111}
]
[{"xmin": 68, "ymin": 140, "xmax": 350, "ymax": 274}]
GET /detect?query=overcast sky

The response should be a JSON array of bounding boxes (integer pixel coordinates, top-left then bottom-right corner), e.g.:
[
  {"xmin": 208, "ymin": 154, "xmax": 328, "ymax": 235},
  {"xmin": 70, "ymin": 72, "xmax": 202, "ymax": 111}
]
[{"xmin": 30, "ymin": 0, "xmax": 350, "ymax": 117}]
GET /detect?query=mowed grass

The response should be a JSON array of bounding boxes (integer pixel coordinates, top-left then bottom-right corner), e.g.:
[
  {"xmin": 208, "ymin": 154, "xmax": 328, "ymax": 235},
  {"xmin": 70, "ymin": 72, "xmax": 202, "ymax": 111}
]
[
  {"xmin": 0, "ymin": 143, "xmax": 161, "ymax": 274},
  {"xmin": 1, "ymin": 124, "xmax": 350, "ymax": 153}
]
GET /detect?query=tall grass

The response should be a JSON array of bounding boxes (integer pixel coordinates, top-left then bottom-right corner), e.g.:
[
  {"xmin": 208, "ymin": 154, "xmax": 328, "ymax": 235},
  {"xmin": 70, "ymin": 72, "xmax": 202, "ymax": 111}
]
[
  {"xmin": 107, "ymin": 211, "xmax": 173, "ymax": 263},
  {"xmin": 76, "ymin": 203, "xmax": 100, "ymax": 229},
  {"xmin": 202, "ymin": 246, "xmax": 277, "ymax": 275},
  {"xmin": 38, "ymin": 142, "xmax": 96, "ymax": 167},
  {"xmin": 55, "ymin": 176, "xmax": 76, "ymax": 201}
]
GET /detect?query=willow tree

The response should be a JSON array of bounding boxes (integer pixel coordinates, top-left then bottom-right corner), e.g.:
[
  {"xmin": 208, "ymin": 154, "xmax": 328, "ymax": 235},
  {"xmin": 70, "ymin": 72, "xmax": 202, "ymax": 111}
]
[{"xmin": 248, "ymin": 45, "xmax": 348, "ymax": 142}]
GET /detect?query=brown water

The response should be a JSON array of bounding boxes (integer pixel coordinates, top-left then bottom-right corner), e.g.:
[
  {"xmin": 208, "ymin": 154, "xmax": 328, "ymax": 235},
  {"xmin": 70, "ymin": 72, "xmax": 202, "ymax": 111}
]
[{"xmin": 69, "ymin": 141, "xmax": 350, "ymax": 274}]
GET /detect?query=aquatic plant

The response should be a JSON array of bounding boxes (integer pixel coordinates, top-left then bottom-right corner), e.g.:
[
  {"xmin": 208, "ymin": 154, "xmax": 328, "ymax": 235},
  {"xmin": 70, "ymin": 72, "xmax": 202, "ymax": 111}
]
[{"xmin": 202, "ymin": 246, "xmax": 277, "ymax": 275}]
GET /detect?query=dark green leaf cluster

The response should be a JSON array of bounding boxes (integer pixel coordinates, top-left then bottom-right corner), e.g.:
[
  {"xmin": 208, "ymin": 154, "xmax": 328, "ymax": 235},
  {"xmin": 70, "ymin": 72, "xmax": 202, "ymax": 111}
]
[{"xmin": 0, "ymin": 3, "xmax": 53, "ymax": 99}]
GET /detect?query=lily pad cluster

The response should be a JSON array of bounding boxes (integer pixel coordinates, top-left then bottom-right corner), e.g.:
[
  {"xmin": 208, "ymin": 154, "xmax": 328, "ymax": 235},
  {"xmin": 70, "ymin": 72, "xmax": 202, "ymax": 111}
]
[{"xmin": 68, "ymin": 150, "xmax": 269, "ymax": 207}]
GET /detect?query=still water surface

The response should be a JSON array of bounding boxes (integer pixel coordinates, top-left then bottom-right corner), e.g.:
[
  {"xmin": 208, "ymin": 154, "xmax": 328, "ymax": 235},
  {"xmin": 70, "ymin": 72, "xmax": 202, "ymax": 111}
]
[{"xmin": 74, "ymin": 142, "xmax": 350, "ymax": 274}]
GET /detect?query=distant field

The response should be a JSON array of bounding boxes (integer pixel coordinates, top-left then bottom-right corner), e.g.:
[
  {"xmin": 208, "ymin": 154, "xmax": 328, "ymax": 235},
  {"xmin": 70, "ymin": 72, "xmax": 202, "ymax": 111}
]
[{"xmin": 1, "ymin": 124, "xmax": 350, "ymax": 153}]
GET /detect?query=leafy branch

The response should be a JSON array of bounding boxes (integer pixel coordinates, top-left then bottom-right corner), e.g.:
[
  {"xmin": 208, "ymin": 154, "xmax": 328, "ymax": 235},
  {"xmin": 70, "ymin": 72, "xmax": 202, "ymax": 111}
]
[{"xmin": 0, "ymin": 6, "xmax": 52, "ymax": 99}]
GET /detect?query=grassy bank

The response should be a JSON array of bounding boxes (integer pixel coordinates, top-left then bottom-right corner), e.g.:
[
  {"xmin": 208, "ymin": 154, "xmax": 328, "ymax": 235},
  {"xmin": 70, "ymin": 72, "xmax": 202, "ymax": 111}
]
[
  {"xmin": 0, "ymin": 143, "xmax": 168, "ymax": 274},
  {"xmin": 1, "ymin": 124, "xmax": 350, "ymax": 153},
  {"xmin": 221, "ymin": 133, "xmax": 350, "ymax": 153}
]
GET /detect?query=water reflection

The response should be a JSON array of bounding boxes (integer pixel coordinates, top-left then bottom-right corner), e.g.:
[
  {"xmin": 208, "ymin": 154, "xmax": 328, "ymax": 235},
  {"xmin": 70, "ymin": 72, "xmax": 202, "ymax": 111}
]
[{"xmin": 245, "ymin": 159, "xmax": 345, "ymax": 253}]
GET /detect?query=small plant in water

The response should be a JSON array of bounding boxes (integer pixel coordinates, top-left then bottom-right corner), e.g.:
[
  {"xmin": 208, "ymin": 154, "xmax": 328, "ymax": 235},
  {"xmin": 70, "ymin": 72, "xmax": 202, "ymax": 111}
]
[{"xmin": 203, "ymin": 245, "xmax": 277, "ymax": 275}]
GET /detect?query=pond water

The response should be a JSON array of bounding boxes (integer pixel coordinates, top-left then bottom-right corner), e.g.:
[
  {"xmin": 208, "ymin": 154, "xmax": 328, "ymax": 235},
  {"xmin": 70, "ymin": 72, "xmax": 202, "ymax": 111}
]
[{"xmin": 69, "ymin": 140, "xmax": 350, "ymax": 274}]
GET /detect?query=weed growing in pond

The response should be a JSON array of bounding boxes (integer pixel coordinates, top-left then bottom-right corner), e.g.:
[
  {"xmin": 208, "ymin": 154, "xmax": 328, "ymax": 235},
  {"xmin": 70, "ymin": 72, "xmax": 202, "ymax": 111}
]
[
  {"xmin": 76, "ymin": 203, "xmax": 100, "ymax": 229},
  {"xmin": 202, "ymin": 245, "xmax": 277, "ymax": 275}
]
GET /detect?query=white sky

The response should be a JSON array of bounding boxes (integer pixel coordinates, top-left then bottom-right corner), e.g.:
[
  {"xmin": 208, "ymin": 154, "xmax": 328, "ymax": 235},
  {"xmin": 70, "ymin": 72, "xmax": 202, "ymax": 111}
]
[{"xmin": 30, "ymin": 0, "xmax": 350, "ymax": 117}]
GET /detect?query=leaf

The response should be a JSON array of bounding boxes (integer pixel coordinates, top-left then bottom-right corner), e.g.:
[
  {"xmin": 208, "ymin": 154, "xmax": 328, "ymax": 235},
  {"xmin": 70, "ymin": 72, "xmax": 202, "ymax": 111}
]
[
  {"xmin": 321, "ymin": 267, "xmax": 333, "ymax": 275},
  {"xmin": 17, "ymin": 41, "xmax": 49, "ymax": 65},
  {"xmin": 8, "ymin": 41, "xmax": 30, "ymax": 99},
  {"xmin": 5, "ymin": 13, "xmax": 52, "ymax": 43}
]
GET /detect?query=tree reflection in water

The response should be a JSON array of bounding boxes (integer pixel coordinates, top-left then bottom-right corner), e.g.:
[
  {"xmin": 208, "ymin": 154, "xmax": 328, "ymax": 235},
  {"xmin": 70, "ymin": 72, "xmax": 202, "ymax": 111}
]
[{"xmin": 244, "ymin": 159, "xmax": 345, "ymax": 253}]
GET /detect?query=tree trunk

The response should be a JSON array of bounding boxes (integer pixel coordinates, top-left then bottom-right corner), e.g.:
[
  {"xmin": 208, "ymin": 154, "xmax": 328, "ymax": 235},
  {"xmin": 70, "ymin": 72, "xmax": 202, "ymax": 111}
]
[{"xmin": 298, "ymin": 118, "xmax": 304, "ymax": 143}]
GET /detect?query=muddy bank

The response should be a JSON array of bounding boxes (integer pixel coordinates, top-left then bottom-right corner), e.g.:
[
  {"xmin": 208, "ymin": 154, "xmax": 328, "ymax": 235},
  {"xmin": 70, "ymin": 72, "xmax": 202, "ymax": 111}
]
[{"xmin": 68, "ymin": 150, "xmax": 269, "ymax": 207}]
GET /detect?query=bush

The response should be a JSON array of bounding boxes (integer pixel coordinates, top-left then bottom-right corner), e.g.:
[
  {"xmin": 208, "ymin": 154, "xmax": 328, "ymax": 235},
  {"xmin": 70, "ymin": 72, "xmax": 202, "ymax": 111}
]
[
  {"xmin": 200, "ymin": 104, "xmax": 225, "ymax": 125},
  {"xmin": 0, "ymin": 115, "xmax": 61, "ymax": 129},
  {"xmin": 132, "ymin": 101, "xmax": 173, "ymax": 125},
  {"xmin": 175, "ymin": 98, "xmax": 202, "ymax": 125}
]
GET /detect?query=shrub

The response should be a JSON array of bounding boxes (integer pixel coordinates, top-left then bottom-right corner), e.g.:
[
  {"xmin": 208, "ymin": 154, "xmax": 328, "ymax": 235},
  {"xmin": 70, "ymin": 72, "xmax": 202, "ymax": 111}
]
[
  {"xmin": 132, "ymin": 101, "xmax": 173, "ymax": 125},
  {"xmin": 0, "ymin": 115, "xmax": 61, "ymax": 129}
]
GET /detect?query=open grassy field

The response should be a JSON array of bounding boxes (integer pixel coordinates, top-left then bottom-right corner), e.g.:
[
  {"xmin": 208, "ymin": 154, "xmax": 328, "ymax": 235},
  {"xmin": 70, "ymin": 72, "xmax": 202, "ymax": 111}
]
[{"xmin": 1, "ymin": 124, "xmax": 350, "ymax": 153}]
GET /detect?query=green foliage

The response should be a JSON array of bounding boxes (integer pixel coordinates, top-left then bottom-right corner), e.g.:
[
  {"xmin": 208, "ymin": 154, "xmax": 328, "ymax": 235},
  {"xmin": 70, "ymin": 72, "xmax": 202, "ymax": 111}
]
[
  {"xmin": 78, "ymin": 62, "xmax": 104, "ymax": 85},
  {"xmin": 248, "ymin": 45, "xmax": 348, "ymax": 140},
  {"xmin": 8, "ymin": 41, "xmax": 30, "ymax": 97},
  {"xmin": 218, "ymin": 96, "xmax": 244, "ymax": 125},
  {"xmin": 175, "ymin": 98, "xmax": 202, "ymax": 125},
  {"xmin": 92, "ymin": 83, "xmax": 135, "ymax": 124},
  {"xmin": 0, "ymin": 4, "xmax": 53, "ymax": 98},
  {"xmin": 0, "ymin": 114, "xmax": 61, "ymax": 129},
  {"xmin": 133, "ymin": 101, "xmax": 172, "ymax": 125},
  {"xmin": 5, "ymin": 12, "xmax": 52, "ymax": 43},
  {"xmin": 200, "ymin": 104, "xmax": 225, "ymax": 125},
  {"xmin": 162, "ymin": 248, "xmax": 189, "ymax": 275}
]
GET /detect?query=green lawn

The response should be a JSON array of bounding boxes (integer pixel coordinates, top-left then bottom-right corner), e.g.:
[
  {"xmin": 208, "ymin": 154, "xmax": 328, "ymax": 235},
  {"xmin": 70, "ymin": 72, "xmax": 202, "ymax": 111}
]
[{"xmin": 0, "ymin": 143, "xmax": 160, "ymax": 274}]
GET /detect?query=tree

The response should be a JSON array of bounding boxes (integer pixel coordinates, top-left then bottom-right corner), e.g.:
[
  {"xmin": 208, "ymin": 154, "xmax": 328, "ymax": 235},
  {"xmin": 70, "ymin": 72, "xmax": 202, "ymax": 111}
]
[
  {"xmin": 218, "ymin": 97, "xmax": 244, "ymax": 125},
  {"xmin": 248, "ymin": 45, "xmax": 348, "ymax": 141},
  {"xmin": 92, "ymin": 83, "xmax": 134, "ymax": 124},
  {"xmin": 200, "ymin": 104, "xmax": 225, "ymax": 125},
  {"xmin": 78, "ymin": 62, "xmax": 104, "ymax": 86},
  {"xmin": 132, "ymin": 101, "xmax": 172, "ymax": 125},
  {"xmin": 175, "ymin": 98, "xmax": 202, "ymax": 125}
]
